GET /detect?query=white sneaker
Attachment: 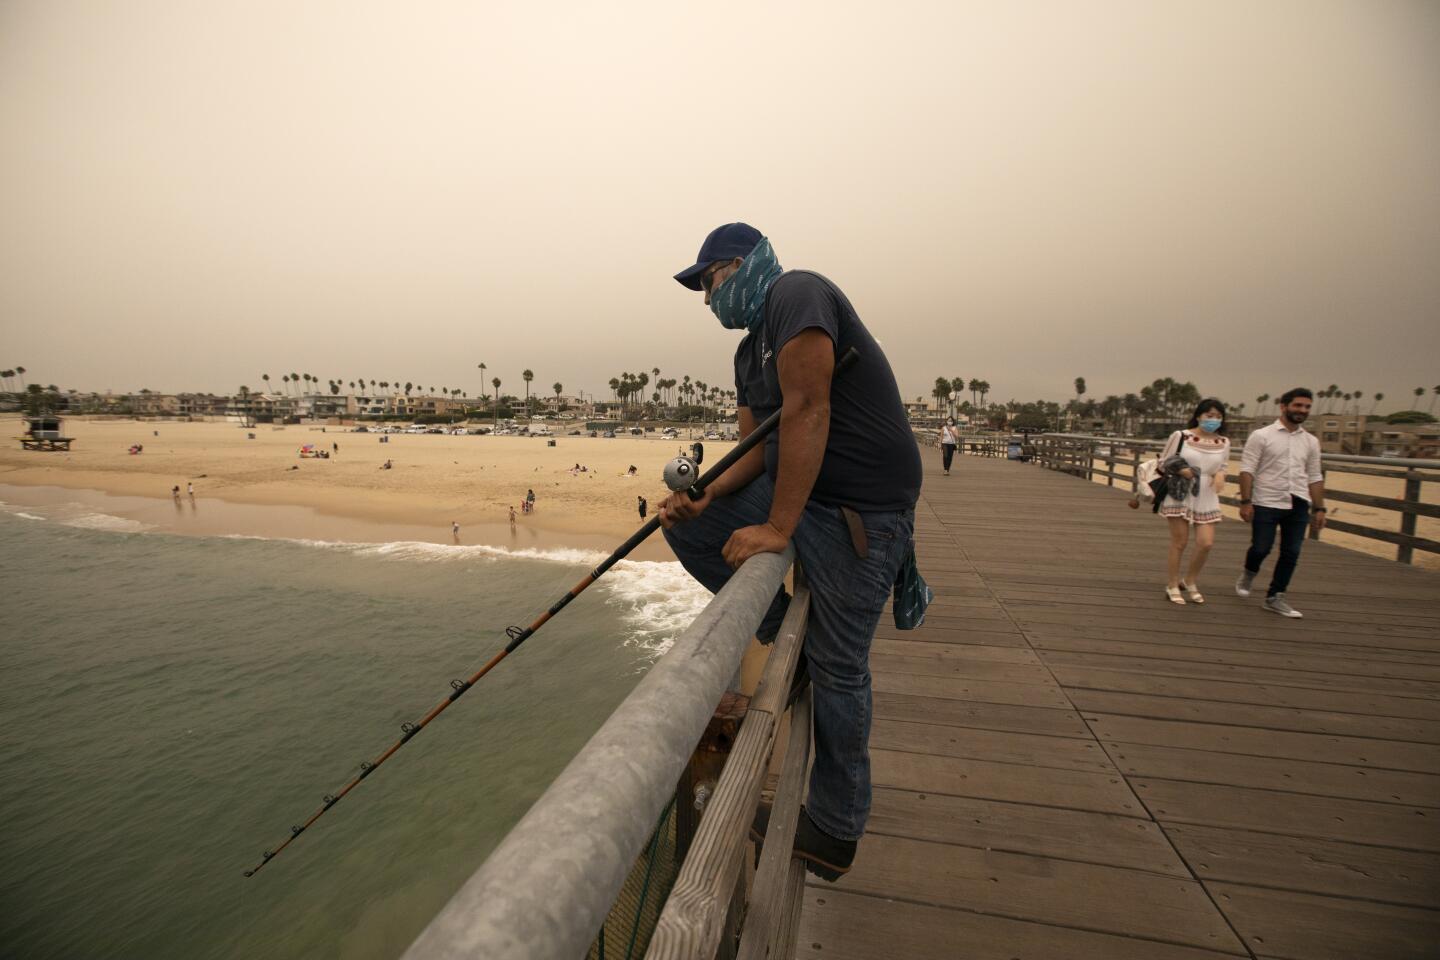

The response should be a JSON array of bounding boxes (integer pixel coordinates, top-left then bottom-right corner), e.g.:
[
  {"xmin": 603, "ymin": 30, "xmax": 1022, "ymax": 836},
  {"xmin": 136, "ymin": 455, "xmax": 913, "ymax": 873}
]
[
  {"xmin": 1263, "ymin": 594, "xmax": 1303, "ymax": 618},
  {"xmin": 1235, "ymin": 571, "xmax": 1255, "ymax": 598}
]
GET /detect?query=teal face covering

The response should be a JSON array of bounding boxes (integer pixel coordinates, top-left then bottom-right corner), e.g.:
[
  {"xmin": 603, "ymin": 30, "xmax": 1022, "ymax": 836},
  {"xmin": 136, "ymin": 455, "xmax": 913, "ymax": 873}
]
[
  {"xmin": 710, "ymin": 237, "xmax": 783, "ymax": 331},
  {"xmin": 1199, "ymin": 418, "xmax": 1222, "ymax": 432}
]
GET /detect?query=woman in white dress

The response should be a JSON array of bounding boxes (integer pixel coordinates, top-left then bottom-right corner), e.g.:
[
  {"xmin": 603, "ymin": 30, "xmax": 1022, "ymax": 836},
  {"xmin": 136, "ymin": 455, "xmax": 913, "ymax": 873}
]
[{"xmin": 1159, "ymin": 399, "xmax": 1230, "ymax": 605}]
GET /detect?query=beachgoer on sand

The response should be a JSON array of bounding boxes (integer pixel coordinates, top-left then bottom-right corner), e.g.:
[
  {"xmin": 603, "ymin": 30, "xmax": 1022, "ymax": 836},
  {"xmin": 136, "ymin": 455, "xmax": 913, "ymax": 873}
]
[
  {"xmin": 509, "ymin": 505, "xmax": 517, "ymax": 526},
  {"xmin": 637, "ymin": 496, "xmax": 647, "ymax": 520},
  {"xmin": 662, "ymin": 222, "xmax": 922, "ymax": 882},
  {"xmin": 187, "ymin": 482, "xmax": 194, "ymax": 498}
]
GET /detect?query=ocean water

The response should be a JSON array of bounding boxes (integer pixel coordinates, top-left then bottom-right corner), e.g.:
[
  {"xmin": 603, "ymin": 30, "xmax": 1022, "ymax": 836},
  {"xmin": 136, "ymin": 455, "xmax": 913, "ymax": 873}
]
[{"xmin": 0, "ymin": 501, "xmax": 711, "ymax": 960}]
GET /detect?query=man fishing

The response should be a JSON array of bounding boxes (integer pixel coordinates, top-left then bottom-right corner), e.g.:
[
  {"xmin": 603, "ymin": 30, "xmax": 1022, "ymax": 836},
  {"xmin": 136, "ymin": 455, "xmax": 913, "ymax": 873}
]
[{"xmin": 660, "ymin": 222, "xmax": 921, "ymax": 880}]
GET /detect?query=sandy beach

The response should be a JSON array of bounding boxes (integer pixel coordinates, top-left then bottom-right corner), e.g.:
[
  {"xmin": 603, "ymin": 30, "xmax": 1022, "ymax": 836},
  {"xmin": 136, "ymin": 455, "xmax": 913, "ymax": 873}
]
[{"xmin": 0, "ymin": 418, "xmax": 728, "ymax": 560}]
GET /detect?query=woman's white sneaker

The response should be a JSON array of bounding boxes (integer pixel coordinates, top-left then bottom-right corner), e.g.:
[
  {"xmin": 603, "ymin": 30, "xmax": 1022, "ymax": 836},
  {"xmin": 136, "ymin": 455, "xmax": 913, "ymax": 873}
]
[{"xmin": 1263, "ymin": 594, "xmax": 1303, "ymax": 618}]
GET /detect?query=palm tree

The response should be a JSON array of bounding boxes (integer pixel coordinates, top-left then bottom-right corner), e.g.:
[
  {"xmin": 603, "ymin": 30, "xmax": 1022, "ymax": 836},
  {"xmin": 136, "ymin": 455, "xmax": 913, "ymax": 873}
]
[
  {"xmin": 262, "ymin": 373, "xmax": 271, "ymax": 394},
  {"xmin": 15, "ymin": 366, "xmax": 26, "ymax": 390},
  {"xmin": 491, "ymin": 377, "xmax": 502, "ymax": 421},
  {"xmin": 932, "ymin": 377, "xmax": 949, "ymax": 413},
  {"xmin": 977, "ymin": 381, "xmax": 990, "ymax": 406},
  {"xmin": 1370, "ymin": 392, "xmax": 1384, "ymax": 415},
  {"xmin": 553, "ymin": 382, "xmax": 563, "ymax": 409},
  {"xmin": 1431, "ymin": 385, "xmax": 1440, "ymax": 414},
  {"xmin": 1414, "ymin": 387, "xmax": 1425, "ymax": 409},
  {"xmin": 522, "ymin": 368, "xmax": 534, "ymax": 415}
]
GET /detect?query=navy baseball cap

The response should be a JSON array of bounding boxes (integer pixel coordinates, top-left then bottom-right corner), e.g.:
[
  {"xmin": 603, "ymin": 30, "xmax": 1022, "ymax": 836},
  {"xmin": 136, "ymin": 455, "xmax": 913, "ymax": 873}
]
[{"xmin": 673, "ymin": 222, "xmax": 764, "ymax": 290}]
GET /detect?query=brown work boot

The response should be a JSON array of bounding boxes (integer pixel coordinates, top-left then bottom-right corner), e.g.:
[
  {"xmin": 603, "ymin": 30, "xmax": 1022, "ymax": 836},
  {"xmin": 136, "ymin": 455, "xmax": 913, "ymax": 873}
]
[{"xmin": 749, "ymin": 803, "xmax": 857, "ymax": 882}]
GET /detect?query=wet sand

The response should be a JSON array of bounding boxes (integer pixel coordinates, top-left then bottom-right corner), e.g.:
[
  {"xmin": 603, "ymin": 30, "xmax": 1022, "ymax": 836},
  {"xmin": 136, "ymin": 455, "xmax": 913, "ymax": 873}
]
[{"xmin": 0, "ymin": 418, "xmax": 724, "ymax": 560}]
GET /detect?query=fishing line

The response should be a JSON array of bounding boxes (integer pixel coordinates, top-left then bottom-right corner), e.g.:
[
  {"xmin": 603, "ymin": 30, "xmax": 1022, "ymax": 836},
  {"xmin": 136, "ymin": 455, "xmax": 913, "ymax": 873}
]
[{"xmin": 244, "ymin": 347, "xmax": 857, "ymax": 876}]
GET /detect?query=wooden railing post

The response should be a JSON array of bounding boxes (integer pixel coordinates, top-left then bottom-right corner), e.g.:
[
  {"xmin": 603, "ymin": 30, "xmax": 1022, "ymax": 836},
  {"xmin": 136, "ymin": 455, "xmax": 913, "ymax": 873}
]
[{"xmin": 1399, "ymin": 475, "xmax": 1421, "ymax": 564}]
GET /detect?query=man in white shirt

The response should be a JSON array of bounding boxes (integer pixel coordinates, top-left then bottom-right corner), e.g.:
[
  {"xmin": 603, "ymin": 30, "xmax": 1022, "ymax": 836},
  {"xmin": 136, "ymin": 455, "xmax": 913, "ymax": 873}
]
[{"xmin": 1236, "ymin": 388, "xmax": 1328, "ymax": 617}]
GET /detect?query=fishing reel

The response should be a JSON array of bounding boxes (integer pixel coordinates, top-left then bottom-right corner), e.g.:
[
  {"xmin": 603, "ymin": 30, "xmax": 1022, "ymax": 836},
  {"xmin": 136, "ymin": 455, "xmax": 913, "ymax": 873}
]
[{"xmin": 662, "ymin": 442, "xmax": 705, "ymax": 497}]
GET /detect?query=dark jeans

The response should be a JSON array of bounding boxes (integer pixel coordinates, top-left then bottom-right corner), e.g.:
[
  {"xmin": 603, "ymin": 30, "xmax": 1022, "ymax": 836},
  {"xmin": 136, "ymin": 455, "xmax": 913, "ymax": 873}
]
[
  {"xmin": 662, "ymin": 472, "xmax": 914, "ymax": 841},
  {"xmin": 1245, "ymin": 496, "xmax": 1310, "ymax": 597},
  {"xmin": 941, "ymin": 443, "xmax": 956, "ymax": 471}
]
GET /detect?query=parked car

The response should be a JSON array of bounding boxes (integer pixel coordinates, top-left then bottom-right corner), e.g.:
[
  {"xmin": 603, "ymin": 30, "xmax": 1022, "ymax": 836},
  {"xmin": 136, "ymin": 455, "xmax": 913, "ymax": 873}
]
[{"xmin": 602, "ymin": 430, "xmax": 616, "ymax": 439}]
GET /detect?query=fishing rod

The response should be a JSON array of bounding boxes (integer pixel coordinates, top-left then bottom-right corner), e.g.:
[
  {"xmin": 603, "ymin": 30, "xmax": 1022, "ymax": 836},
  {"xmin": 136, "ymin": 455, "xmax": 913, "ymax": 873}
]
[{"xmin": 244, "ymin": 346, "xmax": 860, "ymax": 877}]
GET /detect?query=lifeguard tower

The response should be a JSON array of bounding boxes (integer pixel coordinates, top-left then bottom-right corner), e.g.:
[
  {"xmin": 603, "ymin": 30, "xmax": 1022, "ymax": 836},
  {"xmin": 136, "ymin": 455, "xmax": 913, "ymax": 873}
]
[{"xmin": 19, "ymin": 415, "xmax": 73, "ymax": 452}]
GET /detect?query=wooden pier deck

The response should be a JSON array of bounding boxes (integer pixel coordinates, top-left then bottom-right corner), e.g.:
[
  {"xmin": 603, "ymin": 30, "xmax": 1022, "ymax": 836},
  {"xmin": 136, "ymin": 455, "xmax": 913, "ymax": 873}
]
[{"xmin": 796, "ymin": 453, "xmax": 1440, "ymax": 959}]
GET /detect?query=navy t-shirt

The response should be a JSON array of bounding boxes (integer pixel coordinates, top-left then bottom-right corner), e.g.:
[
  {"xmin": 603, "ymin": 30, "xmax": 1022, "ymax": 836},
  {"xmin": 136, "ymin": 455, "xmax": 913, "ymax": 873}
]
[{"xmin": 734, "ymin": 270, "xmax": 921, "ymax": 512}]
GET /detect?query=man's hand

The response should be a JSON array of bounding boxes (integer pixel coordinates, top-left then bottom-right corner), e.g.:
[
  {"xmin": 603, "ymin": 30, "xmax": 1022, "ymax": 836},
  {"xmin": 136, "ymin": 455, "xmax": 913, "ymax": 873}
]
[
  {"xmin": 1239, "ymin": 504, "xmax": 1254, "ymax": 523},
  {"xmin": 721, "ymin": 522, "xmax": 789, "ymax": 569},
  {"xmin": 658, "ymin": 486, "xmax": 714, "ymax": 529},
  {"xmin": 1311, "ymin": 510, "xmax": 1327, "ymax": 534}
]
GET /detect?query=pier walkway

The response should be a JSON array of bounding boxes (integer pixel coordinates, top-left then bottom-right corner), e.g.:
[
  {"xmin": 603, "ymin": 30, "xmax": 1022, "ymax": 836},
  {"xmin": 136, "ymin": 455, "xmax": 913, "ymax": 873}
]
[{"xmin": 797, "ymin": 453, "xmax": 1439, "ymax": 959}]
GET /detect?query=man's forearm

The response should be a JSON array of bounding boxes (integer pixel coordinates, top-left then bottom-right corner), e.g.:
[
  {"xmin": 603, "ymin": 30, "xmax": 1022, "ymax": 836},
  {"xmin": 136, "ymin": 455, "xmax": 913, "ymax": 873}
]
[
  {"xmin": 768, "ymin": 400, "xmax": 829, "ymax": 537},
  {"xmin": 1239, "ymin": 472, "xmax": 1254, "ymax": 500},
  {"xmin": 1309, "ymin": 481, "xmax": 1325, "ymax": 509},
  {"xmin": 707, "ymin": 447, "xmax": 767, "ymax": 499}
]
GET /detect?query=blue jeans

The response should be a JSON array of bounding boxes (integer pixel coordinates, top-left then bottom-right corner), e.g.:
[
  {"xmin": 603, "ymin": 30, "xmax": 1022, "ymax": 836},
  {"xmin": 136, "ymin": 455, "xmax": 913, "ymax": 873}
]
[
  {"xmin": 1245, "ymin": 496, "xmax": 1310, "ymax": 597},
  {"xmin": 662, "ymin": 472, "xmax": 914, "ymax": 841}
]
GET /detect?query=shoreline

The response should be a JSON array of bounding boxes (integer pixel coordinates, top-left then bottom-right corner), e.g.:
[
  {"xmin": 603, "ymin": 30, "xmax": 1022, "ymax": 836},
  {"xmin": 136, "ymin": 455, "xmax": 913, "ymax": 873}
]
[
  {"xmin": 0, "ymin": 418, "xmax": 694, "ymax": 560},
  {"xmin": 0, "ymin": 481, "xmax": 679, "ymax": 561}
]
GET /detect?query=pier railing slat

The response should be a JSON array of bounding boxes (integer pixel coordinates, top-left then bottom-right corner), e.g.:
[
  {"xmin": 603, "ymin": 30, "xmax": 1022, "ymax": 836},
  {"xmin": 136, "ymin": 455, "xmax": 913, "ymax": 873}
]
[
  {"xmin": 735, "ymin": 684, "xmax": 813, "ymax": 960},
  {"xmin": 645, "ymin": 583, "xmax": 811, "ymax": 960}
]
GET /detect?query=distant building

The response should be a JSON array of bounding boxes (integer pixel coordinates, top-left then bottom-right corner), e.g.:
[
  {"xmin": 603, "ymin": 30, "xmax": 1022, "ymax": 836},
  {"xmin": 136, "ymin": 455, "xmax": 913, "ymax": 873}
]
[
  {"xmin": 1362, "ymin": 421, "xmax": 1439, "ymax": 459},
  {"xmin": 1317, "ymin": 414, "xmax": 1368, "ymax": 455}
]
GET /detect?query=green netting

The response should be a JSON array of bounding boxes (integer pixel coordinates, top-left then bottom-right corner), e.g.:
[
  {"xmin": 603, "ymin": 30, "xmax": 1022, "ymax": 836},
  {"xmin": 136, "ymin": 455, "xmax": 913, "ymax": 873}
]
[{"xmin": 587, "ymin": 798, "xmax": 679, "ymax": 960}]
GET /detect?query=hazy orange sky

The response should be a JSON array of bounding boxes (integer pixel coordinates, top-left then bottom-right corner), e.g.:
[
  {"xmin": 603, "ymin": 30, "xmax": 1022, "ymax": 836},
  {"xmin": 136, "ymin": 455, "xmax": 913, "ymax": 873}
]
[{"xmin": 2, "ymin": 1, "xmax": 1437, "ymax": 412}]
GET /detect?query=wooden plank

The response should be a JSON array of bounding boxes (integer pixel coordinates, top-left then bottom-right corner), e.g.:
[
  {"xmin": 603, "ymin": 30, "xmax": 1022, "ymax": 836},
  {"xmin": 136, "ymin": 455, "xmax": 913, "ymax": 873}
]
[
  {"xmin": 1133, "ymin": 779, "xmax": 1440, "ymax": 851},
  {"xmin": 821, "ymin": 834, "xmax": 1246, "ymax": 952},
  {"xmin": 796, "ymin": 889, "xmax": 1243, "ymax": 960},
  {"xmin": 874, "ymin": 691, "xmax": 1091, "ymax": 738},
  {"xmin": 1166, "ymin": 823, "xmax": 1440, "ymax": 908},
  {"xmin": 872, "ymin": 749, "xmax": 1144, "ymax": 817},
  {"xmin": 1068, "ymin": 688, "xmax": 1440, "ymax": 744},
  {"xmin": 870, "ymin": 717, "xmax": 1112, "ymax": 771},
  {"xmin": 1024, "ymin": 619, "xmax": 1440, "ymax": 658},
  {"xmin": 869, "ymin": 652, "xmax": 1055, "ymax": 685},
  {"xmin": 870, "ymin": 637, "xmax": 1039, "ymax": 664},
  {"xmin": 872, "ymin": 672, "xmax": 1070, "ymax": 709},
  {"xmin": 1205, "ymin": 881, "xmax": 1440, "ymax": 960},
  {"xmin": 1039, "ymin": 650, "xmax": 1440, "ymax": 698},
  {"xmin": 872, "ymin": 625, "xmax": 1027, "ymax": 647},
  {"xmin": 647, "ymin": 589, "xmax": 810, "ymax": 960},
  {"xmin": 1086, "ymin": 714, "xmax": 1440, "ymax": 771},
  {"xmin": 735, "ymin": 688, "xmax": 811, "ymax": 960},
  {"xmin": 867, "ymin": 787, "xmax": 1189, "ymax": 875},
  {"xmin": 1029, "ymin": 634, "xmax": 1440, "ymax": 680},
  {"xmin": 1108, "ymin": 741, "xmax": 1440, "ymax": 806},
  {"xmin": 1050, "ymin": 666, "xmax": 1440, "ymax": 721}
]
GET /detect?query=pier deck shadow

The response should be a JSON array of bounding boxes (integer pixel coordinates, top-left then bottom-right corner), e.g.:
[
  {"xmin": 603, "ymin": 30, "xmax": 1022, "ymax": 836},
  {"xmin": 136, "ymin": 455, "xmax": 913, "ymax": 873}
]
[{"xmin": 795, "ymin": 453, "xmax": 1440, "ymax": 959}]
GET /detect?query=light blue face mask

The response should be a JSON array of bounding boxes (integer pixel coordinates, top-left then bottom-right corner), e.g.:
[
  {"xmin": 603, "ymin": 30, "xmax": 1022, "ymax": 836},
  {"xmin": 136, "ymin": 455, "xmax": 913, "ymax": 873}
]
[{"xmin": 1199, "ymin": 418, "xmax": 1223, "ymax": 433}]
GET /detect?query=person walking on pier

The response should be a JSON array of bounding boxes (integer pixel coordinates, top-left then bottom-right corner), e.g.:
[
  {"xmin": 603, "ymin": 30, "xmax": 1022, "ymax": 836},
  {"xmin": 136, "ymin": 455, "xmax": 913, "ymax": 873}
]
[
  {"xmin": 939, "ymin": 418, "xmax": 959, "ymax": 475},
  {"xmin": 662, "ymin": 223, "xmax": 921, "ymax": 881},
  {"xmin": 1157, "ymin": 400, "xmax": 1230, "ymax": 604},
  {"xmin": 1236, "ymin": 388, "xmax": 1327, "ymax": 617}
]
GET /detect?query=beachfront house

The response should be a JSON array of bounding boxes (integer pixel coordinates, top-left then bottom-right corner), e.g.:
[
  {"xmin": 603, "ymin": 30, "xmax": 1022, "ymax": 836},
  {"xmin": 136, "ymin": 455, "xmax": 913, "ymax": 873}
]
[
  {"xmin": 1362, "ymin": 421, "xmax": 1440, "ymax": 459},
  {"xmin": 1318, "ymin": 414, "xmax": 1369, "ymax": 454}
]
